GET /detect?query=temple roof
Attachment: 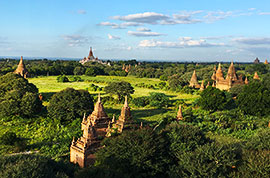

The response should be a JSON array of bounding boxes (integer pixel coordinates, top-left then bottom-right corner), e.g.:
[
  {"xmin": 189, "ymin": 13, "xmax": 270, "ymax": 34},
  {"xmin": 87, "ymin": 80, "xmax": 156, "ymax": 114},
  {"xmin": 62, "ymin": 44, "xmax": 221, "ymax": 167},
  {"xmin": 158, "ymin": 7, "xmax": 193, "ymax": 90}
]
[
  {"xmin": 88, "ymin": 47, "xmax": 94, "ymax": 58},
  {"xmin": 189, "ymin": 70, "xmax": 200, "ymax": 87},
  {"xmin": 216, "ymin": 63, "xmax": 224, "ymax": 80},
  {"xmin": 14, "ymin": 56, "xmax": 28, "ymax": 78},
  {"xmin": 226, "ymin": 61, "xmax": 238, "ymax": 81},
  {"xmin": 90, "ymin": 94, "xmax": 108, "ymax": 119},
  {"xmin": 265, "ymin": 59, "xmax": 269, "ymax": 64},
  {"xmin": 200, "ymin": 80, "xmax": 205, "ymax": 91}
]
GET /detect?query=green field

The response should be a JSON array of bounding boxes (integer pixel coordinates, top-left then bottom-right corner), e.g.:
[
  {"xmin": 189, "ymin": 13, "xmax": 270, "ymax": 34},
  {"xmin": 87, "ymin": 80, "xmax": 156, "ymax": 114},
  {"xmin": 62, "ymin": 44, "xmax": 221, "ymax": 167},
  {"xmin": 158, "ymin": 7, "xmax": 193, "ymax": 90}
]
[{"xmin": 28, "ymin": 75, "xmax": 199, "ymax": 122}]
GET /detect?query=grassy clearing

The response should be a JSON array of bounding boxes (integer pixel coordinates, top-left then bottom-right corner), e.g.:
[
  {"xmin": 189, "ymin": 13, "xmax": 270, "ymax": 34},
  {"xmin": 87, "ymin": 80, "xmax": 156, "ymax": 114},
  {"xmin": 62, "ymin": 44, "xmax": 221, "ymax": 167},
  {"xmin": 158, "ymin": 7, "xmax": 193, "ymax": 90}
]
[{"xmin": 29, "ymin": 75, "xmax": 199, "ymax": 102}]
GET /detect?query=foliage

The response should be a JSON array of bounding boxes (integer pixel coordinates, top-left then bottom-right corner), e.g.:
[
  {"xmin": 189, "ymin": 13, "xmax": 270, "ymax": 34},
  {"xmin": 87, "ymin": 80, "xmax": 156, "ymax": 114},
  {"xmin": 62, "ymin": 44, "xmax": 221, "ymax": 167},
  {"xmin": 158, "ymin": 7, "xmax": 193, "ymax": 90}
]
[
  {"xmin": 47, "ymin": 88, "xmax": 94, "ymax": 123},
  {"xmin": 170, "ymin": 142, "xmax": 241, "ymax": 178},
  {"xmin": 148, "ymin": 92, "xmax": 170, "ymax": 109},
  {"xmin": 198, "ymin": 86, "xmax": 235, "ymax": 111},
  {"xmin": 73, "ymin": 66, "xmax": 85, "ymax": 75},
  {"xmin": 104, "ymin": 81, "xmax": 134, "ymax": 101},
  {"xmin": 236, "ymin": 81, "xmax": 270, "ymax": 116},
  {"xmin": 88, "ymin": 84, "xmax": 103, "ymax": 92},
  {"xmin": 0, "ymin": 154, "xmax": 74, "ymax": 178},
  {"xmin": 229, "ymin": 84, "xmax": 245, "ymax": 97},
  {"xmin": 56, "ymin": 75, "xmax": 69, "ymax": 83},
  {"xmin": 165, "ymin": 122, "xmax": 210, "ymax": 153},
  {"xmin": 132, "ymin": 96, "xmax": 149, "ymax": 107},
  {"xmin": 95, "ymin": 129, "xmax": 170, "ymax": 178},
  {"xmin": 0, "ymin": 73, "xmax": 42, "ymax": 117},
  {"xmin": 245, "ymin": 128, "xmax": 270, "ymax": 150},
  {"xmin": 69, "ymin": 76, "xmax": 82, "ymax": 82}
]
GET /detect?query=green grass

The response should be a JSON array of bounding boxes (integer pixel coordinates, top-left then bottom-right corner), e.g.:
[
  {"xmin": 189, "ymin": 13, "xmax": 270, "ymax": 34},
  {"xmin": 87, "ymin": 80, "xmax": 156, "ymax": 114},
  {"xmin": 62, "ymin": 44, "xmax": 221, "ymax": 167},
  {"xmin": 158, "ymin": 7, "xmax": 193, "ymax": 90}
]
[{"xmin": 29, "ymin": 75, "xmax": 199, "ymax": 102}]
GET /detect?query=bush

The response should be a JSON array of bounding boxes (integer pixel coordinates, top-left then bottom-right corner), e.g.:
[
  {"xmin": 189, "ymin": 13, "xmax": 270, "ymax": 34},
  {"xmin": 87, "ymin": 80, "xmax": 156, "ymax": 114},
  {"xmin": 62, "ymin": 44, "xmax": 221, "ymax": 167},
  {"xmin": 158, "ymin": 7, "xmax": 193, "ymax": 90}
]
[
  {"xmin": 132, "ymin": 96, "xmax": 149, "ymax": 107},
  {"xmin": 0, "ymin": 73, "xmax": 42, "ymax": 117},
  {"xmin": 245, "ymin": 128, "xmax": 270, "ymax": 150},
  {"xmin": 170, "ymin": 142, "xmax": 241, "ymax": 178},
  {"xmin": 0, "ymin": 154, "xmax": 74, "ymax": 178},
  {"xmin": 0, "ymin": 132, "xmax": 18, "ymax": 145},
  {"xmin": 148, "ymin": 92, "xmax": 170, "ymax": 109},
  {"xmin": 69, "ymin": 76, "xmax": 82, "ymax": 82},
  {"xmin": 56, "ymin": 75, "xmax": 69, "ymax": 83},
  {"xmin": 47, "ymin": 88, "xmax": 94, "ymax": 123}
]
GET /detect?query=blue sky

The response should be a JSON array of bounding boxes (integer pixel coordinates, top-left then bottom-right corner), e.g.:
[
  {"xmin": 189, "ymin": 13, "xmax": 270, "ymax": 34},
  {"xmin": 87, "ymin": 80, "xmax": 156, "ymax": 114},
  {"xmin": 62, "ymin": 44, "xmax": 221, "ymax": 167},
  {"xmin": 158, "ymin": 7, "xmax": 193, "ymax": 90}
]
[{"xmin": 1, "ymin": 0, "xmax": 270, "ymax": 62}]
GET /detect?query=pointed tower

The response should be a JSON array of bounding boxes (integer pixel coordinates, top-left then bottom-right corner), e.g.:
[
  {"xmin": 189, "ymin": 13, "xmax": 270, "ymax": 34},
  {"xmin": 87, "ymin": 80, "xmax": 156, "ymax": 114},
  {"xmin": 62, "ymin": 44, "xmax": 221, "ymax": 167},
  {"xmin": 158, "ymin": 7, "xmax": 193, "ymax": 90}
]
[
  {"xmin": 211, "ymin": 71, "xmax": 216, "ymax": 81},
  {"xmin": 88, "ymin": 47, "xmax": 93, "ymax": 58},
  {"xmin": 70, "ymin": 120, "xmax": 99, "ymax": 168},
  {"xmin": 212, "ymin": 82, "xmax": 216, "ymax": 87},
  {"xmin": 244, "ymin": 77, "xmax": 249, "ymax": 84},
  {"xmin": 216, "ymin": 63, "xmax": 224, "ymax": 80},
  {"xmin": 265, "ymin": 59, "xmax": 269, "ymax": 64},
  {"xmin": 14, "ymin": 56, "xmax": 28, "ymax": 78},
  {"xmin": 200, "ymin": 81, "xmax": 205, "ymax": 91},
  {"xmin": 189, "ymin": 70, "xmax": 200, "ymax": 88},
  {"xmin": 115, "ymin": 96, "xmax": 132, "ymax": 133},
  {"xmin": 253, "ymin": 72, "xmax": 260, "ymax": 80},
  {"xmin": 206, "ymin": 81, "xmax": 210, "ymax": 88},
  {"xmin": 226, "ymin": 61, "xmax": 238, "ymax": 81},
  {"xmin": 87, "ymin": 94, "xmax": 109, "ymax": 137},
  {"xmin": 176, "ymin": 105, "xmax": 183, "ymax": 120}
]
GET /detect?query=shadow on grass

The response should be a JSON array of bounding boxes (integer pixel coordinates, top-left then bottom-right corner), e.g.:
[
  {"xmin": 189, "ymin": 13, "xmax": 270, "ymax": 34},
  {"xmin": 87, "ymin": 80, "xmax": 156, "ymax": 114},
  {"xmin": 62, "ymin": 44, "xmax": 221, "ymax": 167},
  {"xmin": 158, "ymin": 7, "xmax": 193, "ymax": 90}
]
[
  {"xmin": 105, "ymin": 107, "xmax": 170, "ymax": 124},
  {"xmin": 40, "ymin": 92, "xmax": 56, "ymax": 102}
]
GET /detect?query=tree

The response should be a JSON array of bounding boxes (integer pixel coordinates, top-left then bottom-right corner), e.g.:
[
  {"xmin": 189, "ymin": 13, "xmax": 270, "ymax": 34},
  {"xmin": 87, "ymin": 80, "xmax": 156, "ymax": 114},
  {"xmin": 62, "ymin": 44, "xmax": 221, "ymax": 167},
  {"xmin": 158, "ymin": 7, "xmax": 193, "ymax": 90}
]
[
  {"xmin": 0, "ymin": 154, "xmax": 74, "ymax": 178},
  {"xmin": 73, "ymin": 66, "xmax": 85, "ymax": 75},
  {"xmin": 236, "ymin": 81, "xmax": 270, "ymax": 116},
  {"xmin": 198, "ymin": 86, "xmax": 234, "ymax": 111},
  {"xmin": 95, "ymin": 129, "xmax": 170, "ymax": 178},
  {"xmin": 148, "ymin": 92, "xmax": 170, "ymax": 108},
  {"xmin": 0, "ymin": 73, "xmax": 42, "ymax": 117},
  {"xmin": 104, "ymin": 81, "xmax": 134, "ymax": 101},
  {"xmin": 47, "ymin": 88, "xmax": 94, "ymax": 123}
]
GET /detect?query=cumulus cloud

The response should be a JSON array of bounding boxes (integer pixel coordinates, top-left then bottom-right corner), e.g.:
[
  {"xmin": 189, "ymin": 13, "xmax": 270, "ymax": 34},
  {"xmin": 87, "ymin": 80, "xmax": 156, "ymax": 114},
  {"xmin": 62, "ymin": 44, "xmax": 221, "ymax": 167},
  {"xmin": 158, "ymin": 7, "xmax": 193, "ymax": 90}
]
[
  {"xmin": 128, "ymin": 31, "xmax": 165, "ymax": 37},
  {"xmin": 137, "ymin": 27, "xmax": 151, "ymax": 32},
  {"xmin": 61, "ymin": 35, "xmax": 89, "ymax": 47},
  {"xmin": 139, "ymin": 37, "xmax": 225, "ymax": 48},
  {"xmin": 108, "ymin": 34, "xmax": 121, "ymax": 40},
  {"xmin": 112, "ymin": 12, "xmax": 170, "ymax": 24},
  {"xmin": 259, "ymin": 12, "xmax": 270, "ymax": 15},
  {"xmin": 233, "ymin": 37, "xmax": 270, "ymax": 45}
]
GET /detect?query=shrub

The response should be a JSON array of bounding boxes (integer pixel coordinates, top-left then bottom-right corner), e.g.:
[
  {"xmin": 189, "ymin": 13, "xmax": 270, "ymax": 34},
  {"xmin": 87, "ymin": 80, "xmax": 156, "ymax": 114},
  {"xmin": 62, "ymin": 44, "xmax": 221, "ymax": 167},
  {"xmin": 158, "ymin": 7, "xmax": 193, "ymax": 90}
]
[
  {"xmin": 56, "ymin": 75, "xmax": 69, "ymax": 83},
  {"xmin": 0, "ymin": 132, "xmax": 18, "ymax": 145},
  {"xmin": 69, "ymin": 76, "xmax": 82, "ymax": 82},
  {"xmin": 132, "ymin": 96, "xmax": 149, "ymax": 107},
  {"xmin": 148, "ymin": 92, "xmax": 170, "ymax": 109},
  {"xmin": 245, "ymin": 128, "xmax": 270, "ymax": 150}
]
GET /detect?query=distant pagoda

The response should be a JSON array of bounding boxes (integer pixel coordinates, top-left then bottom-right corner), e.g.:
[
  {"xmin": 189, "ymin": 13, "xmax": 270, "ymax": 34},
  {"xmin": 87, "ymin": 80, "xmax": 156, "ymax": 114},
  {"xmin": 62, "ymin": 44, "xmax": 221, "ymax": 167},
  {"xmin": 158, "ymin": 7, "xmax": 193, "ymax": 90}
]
[
  {"xmin": 176, "ymin": 105, "xmax": 183, "ymax": 120},
  {"xmin": 253, "ymin": 72, "xmax": 260, "ymax": 80},
  {"xmin": 254, "ymin": 57, "xmax": 260, "ymax": 64},
  {"xmin": 14, "ymin": 56, "xmax": 28, "ymax": 78},
  {"xmin": 189, "ymin": 70, "xmax": 200, "ymax": 88},
  {"xmin": 114, "ymin": 96, "xmax": 132, "ymax": 133},
  {"xmin": 213, "ymin": 61, "xmax": 245, "ymax": 90}
]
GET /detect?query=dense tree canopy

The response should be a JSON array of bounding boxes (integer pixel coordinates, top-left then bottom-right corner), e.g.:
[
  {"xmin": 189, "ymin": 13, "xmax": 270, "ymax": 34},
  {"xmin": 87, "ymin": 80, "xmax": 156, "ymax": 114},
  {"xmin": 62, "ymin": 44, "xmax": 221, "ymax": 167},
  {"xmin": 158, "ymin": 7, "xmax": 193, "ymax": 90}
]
[
  {"xmin": 236, "ymin": 81, "xmax": 270, "ymax": 116},
  {"xmin": 104, "ymin": 81, "xmax": 134, "ymax": 101},
  {"xmin": 47, "ymin": 88, "xmax": 94, "ymax": 123},
  {"xmin": 0, "ymin": 73, "xmax": 42, "ymax": 117}
]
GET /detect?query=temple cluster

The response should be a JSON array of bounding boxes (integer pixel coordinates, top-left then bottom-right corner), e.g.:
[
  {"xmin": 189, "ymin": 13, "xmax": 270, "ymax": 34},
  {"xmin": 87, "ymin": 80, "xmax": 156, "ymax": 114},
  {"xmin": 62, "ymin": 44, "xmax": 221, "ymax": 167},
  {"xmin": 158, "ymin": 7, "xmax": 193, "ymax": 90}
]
[
  {"xmin": 70, "ymin": 94, "xmax": 132, "ymax": 167},
  {"xmin": 189, "ymin": 61, "xmax": 261, "ymax": 91}
]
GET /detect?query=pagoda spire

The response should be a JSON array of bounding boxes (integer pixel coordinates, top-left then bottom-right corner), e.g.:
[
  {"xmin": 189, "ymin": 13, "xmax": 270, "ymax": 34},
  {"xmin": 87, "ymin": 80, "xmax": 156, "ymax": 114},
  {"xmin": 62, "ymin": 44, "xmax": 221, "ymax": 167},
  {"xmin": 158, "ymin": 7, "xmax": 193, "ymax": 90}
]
[
  {"xmin": 189, "ymin": 70, "xmax": 200, "ymax": 88},
  {"xmin": 176, "ymin": 105, "xmax": 183, "ymax": 120},
  {"xmin": 226, "ymin": 61, "xmax": 237, "ymax": 81},
  {"xmin": 244, "ymin": 77, "xmax": 249, "ymax": 84},
  {"xmin": 200, "ymin": 80, "xmax": 205, "ymax": 91},
  {"xmin": 88, "ymin": 47, "xmax": 93, "ymax": 57},
  {"xmin": 14, "ymin": 56, "xmax": 28, "ymax": 78},
  {"xmin": 216, "ymin": 63, "xmax": 224, "ymax": 80},
  {"xmin": 114, "ymin": 95, "xmax": 131, "ymax": 133}
]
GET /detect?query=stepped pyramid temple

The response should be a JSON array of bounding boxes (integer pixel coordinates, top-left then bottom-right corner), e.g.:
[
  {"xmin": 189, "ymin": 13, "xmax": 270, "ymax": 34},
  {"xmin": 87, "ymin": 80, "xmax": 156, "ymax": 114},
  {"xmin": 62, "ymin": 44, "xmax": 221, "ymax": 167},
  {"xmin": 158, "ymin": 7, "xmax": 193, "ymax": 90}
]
[
  {"xmin": 212, "ymin": 62, "xmax": 244, "ymax": 90},
  {"xmin": 70, "ymin": 94, "xmax": 132, "ymax": 167},
  {"xmin": 14, "ymin": 56, "xmax": 28, "ymax": 78},
  {"xmin": 189, "ymin": 70, "xmax": 200, "ymax": 88}
]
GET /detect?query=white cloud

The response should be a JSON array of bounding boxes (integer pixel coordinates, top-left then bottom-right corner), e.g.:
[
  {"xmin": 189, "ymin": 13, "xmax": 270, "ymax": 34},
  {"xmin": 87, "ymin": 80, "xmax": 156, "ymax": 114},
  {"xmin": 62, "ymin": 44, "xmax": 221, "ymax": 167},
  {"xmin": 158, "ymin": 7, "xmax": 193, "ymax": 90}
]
[
  {"xmin": 108, "ymin": 34, "xmax": 121, "ymax": 40},
  {"xmin": 98, "ymin": 21, "xmax": 141, "ymax": 29},
  {"xmin": 112, "ymin": 12, "xmax": 169, "ymax": 24},
  {"xmin": 233, "ymin": 37, "xmax": 270, "ymax": 45},
  {"xmin": 139, "ymin": 37, "xmax": 225, "ymax": 48},
  {"xmin": 204, "ymin": 11, "xmax": 234, "ymax": 22},
  {"xmin": 259, "ymin": 12, "xmax": 270, "ymax": 15},
  {"xmin": 137, "ymin": 27, "xmax": 151, "ymax": 32},
  {"xmin": 61, "ymin": 35, "xmax": 89, "ymax": 47},
  {"xmin": 128, "ymin": 31, "xmax": 165, "ymax": 37}
]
